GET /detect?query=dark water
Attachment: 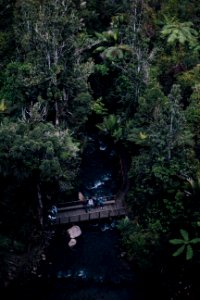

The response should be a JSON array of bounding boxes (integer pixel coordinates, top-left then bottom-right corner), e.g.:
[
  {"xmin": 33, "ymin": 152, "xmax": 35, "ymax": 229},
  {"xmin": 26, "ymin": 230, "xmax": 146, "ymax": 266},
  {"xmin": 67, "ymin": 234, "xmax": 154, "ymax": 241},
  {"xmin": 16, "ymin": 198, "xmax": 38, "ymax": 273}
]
[
  {"xmin": 3, "ymin": 223, "xmax": 146, "ymax": 300},
  {"xmin": 79, "ymin": 134, "xmax": 119, "ymax": 198}
]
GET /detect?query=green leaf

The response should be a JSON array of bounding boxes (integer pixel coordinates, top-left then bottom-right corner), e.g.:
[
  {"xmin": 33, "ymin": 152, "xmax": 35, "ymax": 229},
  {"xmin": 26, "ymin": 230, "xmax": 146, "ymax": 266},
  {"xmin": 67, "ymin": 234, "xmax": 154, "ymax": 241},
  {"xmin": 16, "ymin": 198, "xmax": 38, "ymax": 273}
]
[
  {"xmin": 91, "ymin": 98, "xmax": 108, "ymax": 115},
  {"xmin": 95, "ymin": 46, "xmax": 106, "ymax": 52},
  {"xmin": 169, "ymin": 239, "xmax": 184, "ymax": 245},
  {"xmin": 180, "ymin": 229, "xmax": 189, "ymax": 241},
  {"xmin": 119, "ymin": 44, "xmax": 131, "ymax": 51},
  {"xmin": 139, "ymin": 132, "xmax": 148, "ymax": 140},
  {"xmin": 0, "ymin": 100, "xmax": 7, "ymax": 112},
  {"xmin": 103, "ymin": 47, "xmax": 123, "ymax": 60},
  {"xmin": 190, "ymin": 238, "xmax": 200, "ymax": 244},
  {"xmin": 186, "ymin": 244, "xmax": 193, "ymax": 260},
  {"xmin": 113, "ymin": 32, "xmax": 118, "ymax": 41},
  {"xmin": 172, "ymin": 245, "xmax": 185, "ymax": 257}
]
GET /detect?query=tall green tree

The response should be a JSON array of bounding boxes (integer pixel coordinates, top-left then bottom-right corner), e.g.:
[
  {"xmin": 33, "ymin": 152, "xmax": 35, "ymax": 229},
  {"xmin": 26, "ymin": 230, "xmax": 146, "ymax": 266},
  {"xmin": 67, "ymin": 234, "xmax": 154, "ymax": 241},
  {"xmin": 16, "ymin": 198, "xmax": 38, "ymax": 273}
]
[
  {"xmin": 1, "ymin": 0, "xmax": 93, "ymax": 133},
  {"xmin": 128, "ymin": 82, "xmax": 196, "ymax": 215},
  {"xmin": 0, "ymin": 119, "xmax": 80, "ymax": 229}
]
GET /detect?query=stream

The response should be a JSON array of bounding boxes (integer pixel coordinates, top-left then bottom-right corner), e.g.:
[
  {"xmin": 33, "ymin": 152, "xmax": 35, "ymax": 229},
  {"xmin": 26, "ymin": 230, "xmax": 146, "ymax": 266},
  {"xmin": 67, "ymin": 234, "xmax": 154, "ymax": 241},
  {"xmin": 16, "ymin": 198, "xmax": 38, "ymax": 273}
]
[
  {"xmin": 2, "ymin": 134, "xmax": 157, "ymax": 300},
  {"xmin": 79, "ymin": 134, "xmax": 119, "ymax": 198},
  {"xmin": 3, "ymin": 222, "xmax": 147, "ymax": 300}
]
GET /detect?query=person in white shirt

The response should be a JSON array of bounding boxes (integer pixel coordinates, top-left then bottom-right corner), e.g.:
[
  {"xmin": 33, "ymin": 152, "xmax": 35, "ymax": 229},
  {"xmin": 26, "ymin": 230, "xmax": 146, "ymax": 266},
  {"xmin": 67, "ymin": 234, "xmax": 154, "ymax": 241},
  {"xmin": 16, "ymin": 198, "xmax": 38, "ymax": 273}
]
[{"xmin": 88, "ymin": 198, "xmax": 94, "ymax": 208}]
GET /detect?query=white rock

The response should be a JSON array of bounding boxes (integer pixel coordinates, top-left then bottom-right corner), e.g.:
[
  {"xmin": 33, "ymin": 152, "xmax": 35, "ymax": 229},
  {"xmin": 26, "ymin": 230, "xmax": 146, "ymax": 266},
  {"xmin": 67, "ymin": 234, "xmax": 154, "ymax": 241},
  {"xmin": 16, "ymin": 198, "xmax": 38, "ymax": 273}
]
[
  {"xmin": 67, "ymin": 225, "xmax": 82, "ymax": 239},
  {"xmin": 68, "ymin": 238, "xmax": 77, "ymax": 247}
]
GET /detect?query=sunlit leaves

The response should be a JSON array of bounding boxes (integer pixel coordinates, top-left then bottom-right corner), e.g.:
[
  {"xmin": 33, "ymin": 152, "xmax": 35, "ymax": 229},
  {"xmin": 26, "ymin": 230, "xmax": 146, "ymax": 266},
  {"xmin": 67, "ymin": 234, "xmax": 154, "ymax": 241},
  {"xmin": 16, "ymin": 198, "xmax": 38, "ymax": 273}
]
[
  {"xmin": 94, "ymin": 18, "xmax": 131, "ymax": 62},
  {"xmin": 0, "ymin": 121, "xmax": 79, "ymax": 189},
  {"xmin": 97, "ymin": 114, "xmax": 124, "ymax": 142},
  {"xmin": 91, "ymin": 98, "xmax": 108, "ymax": 116},
  {"xmin": 0, "ymin": 100, "xmax": 7, "ymax": 112},
  {"xmin": 161, "ymin": 18, "xmax": 198, "ymax": 48},
  {"xmin": 139, "ymin": 132, "xmax": 148, "ymax": 140}
]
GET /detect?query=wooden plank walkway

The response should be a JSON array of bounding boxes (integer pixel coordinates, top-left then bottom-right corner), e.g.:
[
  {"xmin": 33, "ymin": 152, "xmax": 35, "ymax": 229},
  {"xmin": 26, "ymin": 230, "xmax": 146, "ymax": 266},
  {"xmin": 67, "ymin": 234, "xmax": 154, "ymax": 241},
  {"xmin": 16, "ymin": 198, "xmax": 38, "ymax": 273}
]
[{"xmin": 54, "ymin": 192, "xmax": 127, "ymax": 225}]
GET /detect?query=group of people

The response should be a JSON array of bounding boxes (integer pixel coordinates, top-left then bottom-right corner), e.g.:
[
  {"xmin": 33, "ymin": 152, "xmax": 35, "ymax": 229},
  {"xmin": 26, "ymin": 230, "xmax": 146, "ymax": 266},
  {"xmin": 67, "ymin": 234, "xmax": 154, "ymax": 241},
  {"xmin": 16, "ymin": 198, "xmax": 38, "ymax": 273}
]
[{"xmin": 84, "ymin": 196, "xmax": 104, "ymax": 212}]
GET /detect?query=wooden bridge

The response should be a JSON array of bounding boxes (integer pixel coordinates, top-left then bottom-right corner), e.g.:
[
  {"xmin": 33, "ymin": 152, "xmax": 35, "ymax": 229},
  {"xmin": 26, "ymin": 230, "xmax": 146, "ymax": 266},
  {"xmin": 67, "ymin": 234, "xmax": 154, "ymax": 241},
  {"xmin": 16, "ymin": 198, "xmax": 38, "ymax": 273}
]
[{"xmin": 54, "ymin": 192, "xmax": 127, "ymax": 225}]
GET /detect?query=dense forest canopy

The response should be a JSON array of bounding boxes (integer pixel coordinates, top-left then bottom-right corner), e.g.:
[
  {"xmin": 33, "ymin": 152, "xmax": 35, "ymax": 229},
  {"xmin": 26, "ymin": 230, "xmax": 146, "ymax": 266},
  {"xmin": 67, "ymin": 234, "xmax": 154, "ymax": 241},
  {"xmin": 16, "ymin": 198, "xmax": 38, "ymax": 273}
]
[{"xmin": 0, "ymin": 0, "xmax": 200, "ymax": 298}]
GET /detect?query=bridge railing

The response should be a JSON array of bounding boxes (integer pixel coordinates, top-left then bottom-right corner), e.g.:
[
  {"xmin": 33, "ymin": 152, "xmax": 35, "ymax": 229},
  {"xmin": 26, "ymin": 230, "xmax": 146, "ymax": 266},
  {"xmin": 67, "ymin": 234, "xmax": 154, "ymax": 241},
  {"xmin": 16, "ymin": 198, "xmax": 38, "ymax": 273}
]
[
  {"xmin": 55, "ymin": 206, "xmax": 126, "ymax": 225},
  {"xmin": 57, "ymin": 195, "xmax": 116, "ymax": 210}
]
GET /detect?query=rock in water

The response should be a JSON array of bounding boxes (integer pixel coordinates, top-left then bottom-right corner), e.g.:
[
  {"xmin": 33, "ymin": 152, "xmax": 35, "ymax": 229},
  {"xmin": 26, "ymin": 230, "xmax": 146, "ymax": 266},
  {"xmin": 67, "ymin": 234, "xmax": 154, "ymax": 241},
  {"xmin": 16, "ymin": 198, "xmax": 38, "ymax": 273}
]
[
  {"xmin": 67, "ymin": 225, "xmax": 82, "ymax": 239},
  {"xmin": 68, "ymin": 238, "xmax": 77, "ymax": 248}
]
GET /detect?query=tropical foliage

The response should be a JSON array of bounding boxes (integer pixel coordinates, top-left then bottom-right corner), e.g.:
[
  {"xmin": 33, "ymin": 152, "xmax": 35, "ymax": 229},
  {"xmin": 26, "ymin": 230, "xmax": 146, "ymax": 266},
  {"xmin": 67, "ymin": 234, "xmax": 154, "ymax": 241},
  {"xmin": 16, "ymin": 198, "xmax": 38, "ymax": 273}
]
[
  {"xmin": 169, "ymin": 229, "xmax": 200, "ymax": 260},
  {"xmin": 0, "ymin": 0, "xmax": 200, "ymax": 298}
]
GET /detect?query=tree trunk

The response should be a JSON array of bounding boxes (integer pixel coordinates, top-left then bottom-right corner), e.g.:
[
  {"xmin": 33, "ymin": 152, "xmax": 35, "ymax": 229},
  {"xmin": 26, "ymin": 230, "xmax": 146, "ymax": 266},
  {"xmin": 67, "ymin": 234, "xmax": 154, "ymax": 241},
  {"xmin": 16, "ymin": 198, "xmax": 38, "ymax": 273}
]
[
  {"xmin": 55, "ymin": 101, "xmax": 59, "ymax": 125},
  {"xmin": 37, "ymin": 184, "xmax": 43, "ymax": 227},
  {"xmin": 168, "ymin": 112, "xmax": 174, "ymax": 160}
]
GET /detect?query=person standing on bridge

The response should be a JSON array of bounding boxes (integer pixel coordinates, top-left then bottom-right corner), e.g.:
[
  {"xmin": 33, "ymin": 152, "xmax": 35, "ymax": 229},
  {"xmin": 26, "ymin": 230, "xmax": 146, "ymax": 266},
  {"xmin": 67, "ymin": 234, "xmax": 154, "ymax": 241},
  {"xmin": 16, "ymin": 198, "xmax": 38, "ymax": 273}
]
[
  {"xmin": 98, "ymin": 197, "xmax": 104, "ymax": 209},
  {"xmin": 88, "ymin": 198, "xmax": 94, "ymax": 210},
  {"xmin": 48, "ymin": 205, "xmax": 58, "ymax": 223},
  {"xmin": 84, "ymin": 199, "xmax": 89, "ymax": 213},
  {"xmin": 93, "ymin": 196, "xmax": 99, "ymax": 208}
]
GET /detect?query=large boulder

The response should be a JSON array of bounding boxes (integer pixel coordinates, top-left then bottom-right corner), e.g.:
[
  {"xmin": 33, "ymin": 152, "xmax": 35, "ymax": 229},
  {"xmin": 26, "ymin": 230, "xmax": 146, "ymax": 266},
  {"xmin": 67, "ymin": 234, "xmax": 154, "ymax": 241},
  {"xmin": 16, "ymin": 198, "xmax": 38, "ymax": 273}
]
[{"xmin": 67, "ymin": 225, "xmax": 82, "ymax": 239}]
